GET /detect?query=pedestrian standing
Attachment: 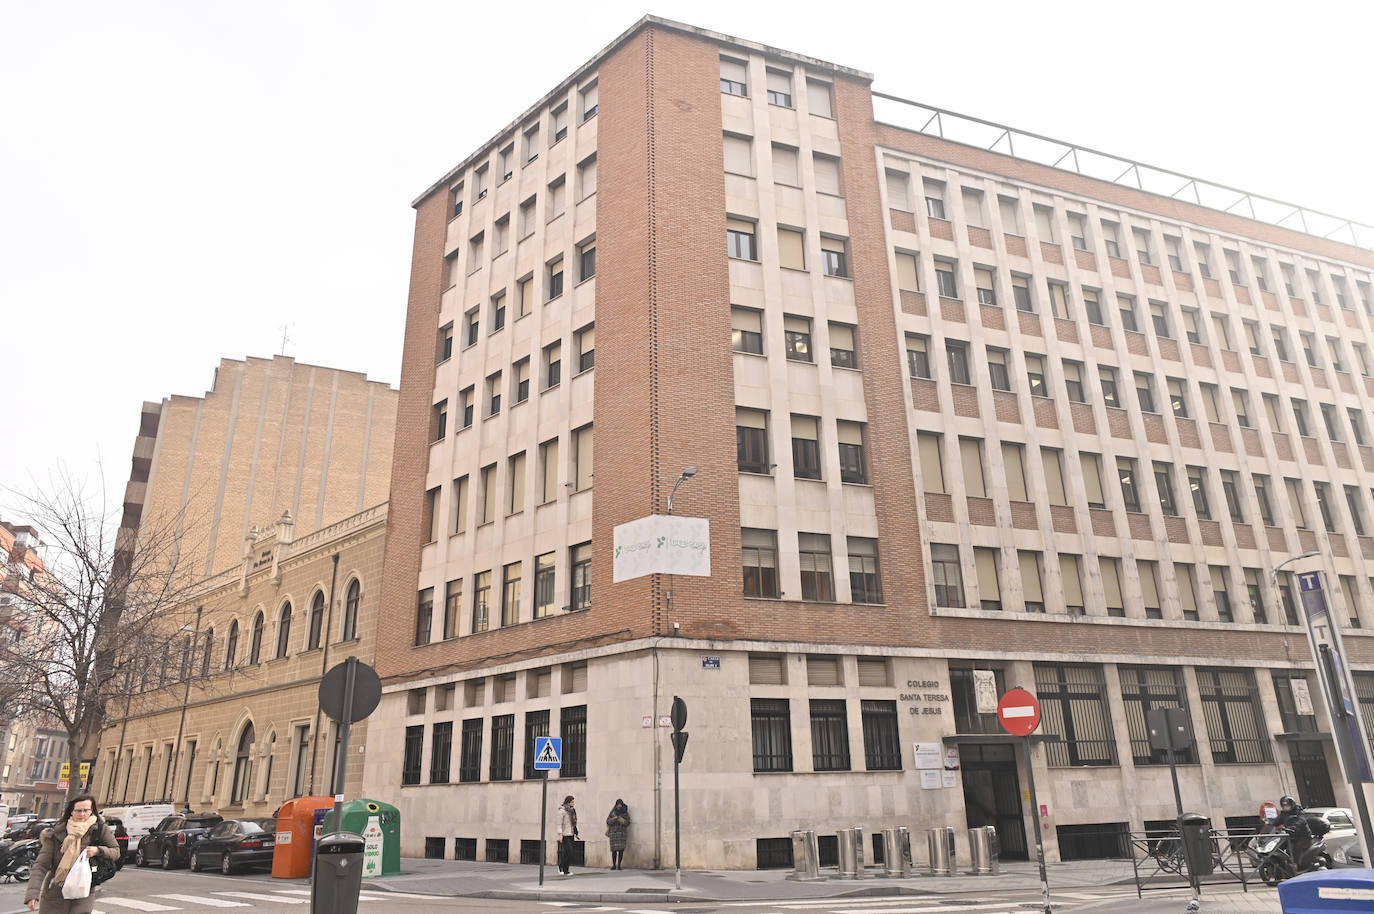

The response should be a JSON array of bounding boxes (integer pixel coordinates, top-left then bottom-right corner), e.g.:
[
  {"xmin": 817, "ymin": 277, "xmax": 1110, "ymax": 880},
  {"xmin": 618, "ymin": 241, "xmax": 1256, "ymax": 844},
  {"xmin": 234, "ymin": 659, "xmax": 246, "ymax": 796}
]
[
  {"xmin": 25, "ymin": 794, "xmax": 121, "ymax": 914},
  {"xmin": 605, "ymin": 799, "xmax": 631, "ymax": 870},
  {"xmin": 557, "ymin": 795, "xmax": 579, "ymax": 875}
]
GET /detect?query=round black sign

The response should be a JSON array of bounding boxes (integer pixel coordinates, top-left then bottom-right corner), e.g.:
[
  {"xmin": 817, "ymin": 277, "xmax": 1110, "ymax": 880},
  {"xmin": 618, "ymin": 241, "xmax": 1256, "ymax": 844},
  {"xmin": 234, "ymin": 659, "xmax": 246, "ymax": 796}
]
[{"xmin": 319, "ymin": 658, "xmax": 383, "ymax": 724}]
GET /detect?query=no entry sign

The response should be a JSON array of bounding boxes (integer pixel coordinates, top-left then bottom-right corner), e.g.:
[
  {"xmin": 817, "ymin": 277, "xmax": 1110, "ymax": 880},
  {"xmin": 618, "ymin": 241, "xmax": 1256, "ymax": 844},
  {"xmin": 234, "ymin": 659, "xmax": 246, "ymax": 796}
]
[{"xmin": 997, "ymin": 688, "xmax": 1042, "ymax": 737}]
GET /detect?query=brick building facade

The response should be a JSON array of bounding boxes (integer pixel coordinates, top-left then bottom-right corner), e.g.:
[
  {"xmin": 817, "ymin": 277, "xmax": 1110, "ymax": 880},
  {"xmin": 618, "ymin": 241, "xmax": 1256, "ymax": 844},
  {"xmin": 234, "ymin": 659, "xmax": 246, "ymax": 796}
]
[{"xmin": 367, "ymin": 16, "xmax": 1374, "ymax": 868}]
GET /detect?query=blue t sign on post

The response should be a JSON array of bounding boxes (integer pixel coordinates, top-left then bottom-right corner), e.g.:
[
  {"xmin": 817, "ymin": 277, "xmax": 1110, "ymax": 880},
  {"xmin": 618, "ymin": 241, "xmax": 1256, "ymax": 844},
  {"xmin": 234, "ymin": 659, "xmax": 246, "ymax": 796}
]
[{"xmin": 534, "ymin": 737, "xmax": 562, "ymax": 771}]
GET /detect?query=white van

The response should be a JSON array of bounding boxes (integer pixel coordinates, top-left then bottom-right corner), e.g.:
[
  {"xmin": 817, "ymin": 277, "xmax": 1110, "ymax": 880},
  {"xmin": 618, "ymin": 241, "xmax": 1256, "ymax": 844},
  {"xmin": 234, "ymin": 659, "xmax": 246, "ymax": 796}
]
[{"xmin": 101, "ymin": 804, "xmax": 175, "ymax": 855}]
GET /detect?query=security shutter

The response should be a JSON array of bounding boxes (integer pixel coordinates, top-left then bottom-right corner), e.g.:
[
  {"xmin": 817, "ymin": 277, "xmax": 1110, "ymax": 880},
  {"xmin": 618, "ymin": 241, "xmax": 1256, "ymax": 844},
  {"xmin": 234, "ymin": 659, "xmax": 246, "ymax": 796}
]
[
  {"xmin": 749, "ymin": 654, "xmax": 785, "ymax": 685},
  {"xmin": 806, "ymin": 655, "xmax": 841, "ymax": 686},
  {"xmin": 857, "ymin": 658, "xmax": 888, "ymax": 687}
]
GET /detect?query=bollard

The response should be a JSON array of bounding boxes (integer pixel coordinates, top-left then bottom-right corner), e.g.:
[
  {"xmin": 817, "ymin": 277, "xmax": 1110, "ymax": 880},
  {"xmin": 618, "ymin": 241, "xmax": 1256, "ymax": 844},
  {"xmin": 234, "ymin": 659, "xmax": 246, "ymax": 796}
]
[
  {"xmin": 852, "ymin": 826, "xmax": 866, "ymax": 878},
  {"xmin": 927, "ymin": 826, "xmax": 955, "ymax": 876},
  {"xmin": 788, "ymin": 829, "xmax": 824, "ymax": 882},
  {"xmin": 881, "ymin": 827, "xmax": 910, "ymax": 877},
  {"xmin": 969, "ymin": 826, "xmax": 1000, "ymax": 875},
  {"xmin": 898, "ymin": 826, "xmax": 912, "ymax": 873},
  {"xmin": 836, "ymin": 828, "xmax": 858, "ymax": 878}
]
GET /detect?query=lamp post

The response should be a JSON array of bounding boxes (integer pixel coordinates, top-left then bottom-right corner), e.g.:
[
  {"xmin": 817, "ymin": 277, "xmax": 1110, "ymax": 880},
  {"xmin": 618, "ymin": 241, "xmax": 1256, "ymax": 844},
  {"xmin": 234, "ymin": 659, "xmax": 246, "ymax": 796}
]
[
  {"xmin": 666, "ymin": 466, "xmax": 698, "ymax": 516},
  {"xmin": 1271, "ymin": 551, "xmax": 1374, "ymax": 868}
]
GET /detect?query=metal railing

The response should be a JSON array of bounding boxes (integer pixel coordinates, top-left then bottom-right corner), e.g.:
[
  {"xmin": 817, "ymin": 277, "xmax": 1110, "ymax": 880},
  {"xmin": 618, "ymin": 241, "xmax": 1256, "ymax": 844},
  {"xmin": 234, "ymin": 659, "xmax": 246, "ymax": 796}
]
[
  {"xmin": 1130, "ymin": 827, "xmax": 1256, "ymax": 897},
  {"xmin": 873, "ymin": 93, "xmax": 1374, "ymax": 251}
]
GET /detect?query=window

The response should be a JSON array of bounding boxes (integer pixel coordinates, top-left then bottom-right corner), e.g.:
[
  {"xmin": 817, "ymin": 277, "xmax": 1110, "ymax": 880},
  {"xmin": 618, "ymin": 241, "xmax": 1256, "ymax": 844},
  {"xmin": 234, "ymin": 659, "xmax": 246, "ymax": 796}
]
[
  {"xmin": 1061, "ymin": 553, "xmax": 1084, "ymax": 614},
  {"xmin": 860, "ymin": 701, "xmax": 901, "ymax": 770},
  {"xmin": 520, "ymin": 710, "xmax": 549, "ymax": 780},
  {"xmin": 431, "ymin": 399, "xmax": 447, "ymax": 442},
  {"xmin": 443, "ymin": 580, "xmax": 461, "ymax": 639},
  {"xmin": 307, "ymin": 592, "xmax": 324, "ymax": 651},
  {"xmin": 1179, "ymin": 308, "xmax": 1202, "ymax": 345},
  {"xmin": 1149, "ymin": 301, "xmax": 1171, "ymax": 338},
  {"xmin": 1099, "ymin": 557, "xmax": 1125, "ymax": 616},
  {"xmin": 471, "ymin": 570, "xmax": 491, "ymax": 632},
  {"xmin": 1133, "ymin": 227, "xmax": 1153, "ymax": 265},
  {"xmin": 720, "ymin": 56, "xmax": 748, "ymax": 96},
  {"xmin": 721, "ymin": 133, "xmax": 755, "ymax": 177},
  {"xmin": 543, "ymin": 341, "xmax": 561, "ymax": 389},
  {"xmin": 468, "ymin": 231, "xmax": 484, "ymax": 272},
  {"xmin": 490, "ymin": 291, "xmax": 507, "ymax": 333},
  {"xmin": 1167, "ymin": 378, "xmax": 1189, "ymax": 418},
  {"xmin": 546, "ymin": 256, "xmax": 564, "ymax": 300},
  {"xmin": 837, "ymin": 421, "xmax": 867, "ymax": 484},
  {"xmin": 959, "ymin": 437, "xmax": 986, "ymax": 497},
  {"xmin": 895, "ymin": 251, "xmax": 921, "ymax": 292},
  {"xmin": 1101, "ymin": 220, "xmax": 1122, "ymax": 258},
  {"xmin": 509, "ymin": 359, "xmax": 529, "ymax": 405},
  {"xmin": 507, "ymin": 452, "xmax": 526, "ymax": 515},
  {"xmin": 414, "ymin": 588, "xmax": 433, "ymax": 646},
  {"xmin": 765, "ymin": 68, "xmax": 792, "ymax": 106},
  {"xmin": 1193, "ymin": 242, "xmax": 1213, "ymax": 279},
  {"xmin": 1243, "ymin": 568, "xmax": 1268, "ymax": 623},
  {"xmin": 1119, "ymin": 667, "xmax": 1195, "ymax": 765},
  {"xmin": 1012, "ymin": 274, "xmax": 1032, "ymax": 311},
  {"xmin": 458, "ymin": 719, "xmax": 482, "ymax": 782},
  {"xmin": 806, "ymin": 78, "xmax": 832, "ymax": 117},
  {"xmin": 1099, "ymin": 366, "xmax": 1119, "ymax": 407},
  {"xmin": 560, "ymin": 705, "xmax": 588, "ymax": 778},
  {"xmin": 438, "ymin": 323, "xmax": 454, "ymax": 362},
  {"xmin": 1063, "ymin": 361, "xmax": 1085, "ymax": 403},
  {"xmin": 488, "ymin": 714, "xmax": 514, "ymax": 781},
  {"xmin": 1286, "ymin": 477, "xmax": 1309, "ymax": 529},
  {"xmin": 986, "ymin": 348, "xmax": 1010, "ymax": 391},
  {"xmin": 727, "ymin": 217, "xmax": 758, "ymax": 260},
  {"xmin": 848, "ymin": 537, "xmax": 882, "ymax": 603},
  {"xmin": 463, "ymin": 307, "xmax": 480, "ymax": 347},
  {"xmin": 1165, "ymin": 235, "xmax": 1184, "ymax": 272},
  {"xmin": 1047, "ymin": 282, "xmax": 1070, "ymax": 320},
  {"xmin": 579, "ymin": 80, "xmax": 597, "ymax": 120},
  {"xmin": 1035, "ymin": 663, "xmax": 1116, "ymax": 766},
  {"xmin": 248, "ymin": 611, "xmax": 264, "ymax": 664},
  {"xmin": 485, "ymin": 371, "xmax": 501, "ymax": 417},
  {"xmin": 1196, "ymin": 668, "xmax": 1271, "ymax": 763},
  {"xmin": 1154, "ymin": 463, "xmax": 1177, "ymax": 516},
  {"xmin": 885, "ymin": 170, "xmax": 910, "ymax": 209},
  {"xmin": 935, "ymin": 260, "xmax": 958, "ymax": 298},
  {"xmin": 1188, "ymin": 466, "xmax": 1211, "ymax": 518},
  {"xmin": 1118, "ymin": 458, "xmax": 1141, "ymax": 512},
  {"xmin": 1080, "ymin": 452, "xmax": 1104, "ymax": 507},
  {"xmin": 429, "ymin": 722, "xmax": 452, "ymax": 784},
  {"xmin": 1084, "ymin": 289, "xmax": 1104, "ymax": 325},
  {"xmin": 1357, "ymin": 342, "xmax": 1373, "ymax": 377},
  {"xmin": 1134, "ymin": 372, "xmax": 1156, "ymax": 413},
  {"xmin": 533, "ymin": 553, "xmax": 556, "ymax": 619},
  {"xmin": 493, "ymin": 216, "xmax": 510, "ymax": 257},
  {"xmin": 741, "ymin": 528, "xmax": 779, "ymax": 598},
  {"xmin": 798, "ymin": 533, "xmax": 833, "ymax": 601},
  {"xmin": 1210, "ymin": 314, "xmax": 1233, "ymax": 351},
  {"xmin": 791, "ymin": 415, "xmax": 821, "ymax": 479},
  {"xmin": 906, "ymin": 334, "xmax": 931, "ymax": 379},
  {"xmin": 998, "ymin": 195, "xmax": 1022, "ymax": 233},
  {"xmin": 1321, "ymin": 403, "xmax": 1342, "ymax": 441},
  {"xmin": 573, "ymin": 424, "xmax": 593, "ymax": 491},
  {"xmin": 341, "ymin": 579, "xmax": 360, "ymax": 641},
  {"xmin": 1254, "ymin": 475, "xmax": 1275, "ymax": 525},
  {"xmin": 930, "ymin": 543, "xmax": 963, "ymax": 607},
  {"xmin": 1209, "ymin": 565, "xmax": 1233, "ymax": 622},
  {"xmin": 1118, "ymin": 295, "xmax": 1139, "ymax": 332},
  {"xmin": 974, "ymin": 547, "xmax": 1001, "ymax": 610},
  {"xmin": 272, "ymin": 602, "xmax": 292, "ymax": 660},
  {"xmin": 1141, "ymin": 562, "xmax": 1162, "ymax": 618},
  {"xmin": 973, "ymin": 267, "xmax": 997, "ymax": 306},
  {"xmin": 1178, "ymin": 564, "xmax": 1201, "ymax": 620},
  {"xmin": 474, "ymin": 165, "xmax": 489, "ymax": 201},
  {"xmin": 569, "ymin": 542, "xmax": 591, "ymax": 611},
  {"xmin": 1315, "ymin": 481, "xmax": 1337, "ymax": 532},
  {"xmin": 783, "ymin": 315, "xmax": 812, "ymax": 362},
  {"xmin": 924, "ymin": 179, "xmax": 946, "ymax": 219},
  {"xmin": 1067, "ymin": 212, "xmax": 1088, "ymax": 250},
  {"xmin": 575, "ymin": 324, "xmax": 594, "ymax": 373},
  {"xmin": 1328, "ymin": 337, "xmax": 1345, "ymax": 372},
  {"xmin": 552, "ymin": 104, "xmax": 568, "ymax": 142},
  {"xmin": 821, "ymin": 237, "xmax": 848, "ymax": 277},
  {"xmin": 401, "ymin": 726, "xmax": 423, "ymax": 786},
  {"xmin": 1346, "ymin": 485, "xmax": 1366, "ymax": 536},
  {"xmin": 578, "ymin": 240, "xmax": 595, "ymax": 281},
  {"xmin": 736, "ymin": 408, "xmax": 770, "ymax": 474},
  {"xmin": 809, "ymin": 700, "xmax": 850, "ymax": 771},
  {"xmin": 1027, "ymin": 354, "xmax": 1044, "ymax": 398},
  {"xmin": 777, "ymin": 226, "xmax": 804, "ymax": 269},
  {"xmin": 813, "ymin": 154, "xmax": 841, "ymax": 196},
  {"xmin": 962, "ymin": 187, "xmax": 985, "ymax": 227},
  {"xmin": 918, "ymin": 432, "xmax": 945, "ymax": 493},
  {"xmin": 828, "ymin": 323, "xmax": 857, "ymax": 368},
  {"xmin": 728, "ymin": 307, "xmax": 763, "ymax": 355},
  {"xmin": 1291, "ymin": 399, "xmax": 1311, "ymax": 437},
  {"xmin": 449, "ymin": 181, "xmax": 464, "ymax": 219},
  {"xmin": 518, "ymin": 196, "xmax": 536, "ymax": 237},
  {"xmin": 538, "ymin": 439, "xmax": 559, "ymax": 504},
  {"xmin": 946, "ymin": 340, "xmax": 970, "ymax": 385},
  {"xmin": 1042, "ymin": 448, "xmax": 1067, "ymax": 507},
  {"xmin": 523, "ymin": 122, "xmax": 540, "ymax": 163},
  {"xmin": 1300, "ymin": 331, "xmax": 1319, "ymax": 368},
  {"xmin": 751, "ymin": 699, "xmax": 792, "ymax": 772},
  {"xmin": 1033, "ymin": 204, "xmax": 1056, "ymax": 242}
]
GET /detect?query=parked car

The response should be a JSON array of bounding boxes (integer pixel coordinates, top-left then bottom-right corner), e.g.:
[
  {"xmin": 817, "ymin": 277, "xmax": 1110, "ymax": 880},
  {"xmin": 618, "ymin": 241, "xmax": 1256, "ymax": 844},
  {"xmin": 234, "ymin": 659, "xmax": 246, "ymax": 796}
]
[
  {"xmin": 1303, "ymin": 807, "xmax": 1357, "ymax": 840},
  {"xmin": 4, "ymin": 815, "xmax": 36, "ymax": 833},
  {"xmin": 136, "ymin": 814, "xmax": 222, "ymax": 869},
  {"xmin": 102, "ymin": 817, "xmax": 129, "ymax": 866},
  {"xmin": 188, "ymin": 818, "xmax": 277, "ymax": 875},
  {"xmin": 5, "ymin": 820, "xmax": 54, "ymax": 841},
  {"xmin": 100, "ymin": 804, "xmax": 175, "ymax": 858},
  {"xmin": 1325, "ymin": 832, "xmax": 1365, "ymax": 868}
]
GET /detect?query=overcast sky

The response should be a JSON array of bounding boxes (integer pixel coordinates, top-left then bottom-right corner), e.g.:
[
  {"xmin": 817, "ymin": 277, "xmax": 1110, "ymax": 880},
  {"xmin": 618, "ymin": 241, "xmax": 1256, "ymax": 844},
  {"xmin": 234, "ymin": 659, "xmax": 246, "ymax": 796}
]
[{"xmin": 4, "ymin": 0, "xmax": 1371, "ymax": 521}]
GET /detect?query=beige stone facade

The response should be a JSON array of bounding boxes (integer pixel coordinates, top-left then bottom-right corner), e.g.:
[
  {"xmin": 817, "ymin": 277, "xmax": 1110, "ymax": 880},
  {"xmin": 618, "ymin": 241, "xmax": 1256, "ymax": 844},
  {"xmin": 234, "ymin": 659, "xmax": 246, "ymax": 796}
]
[
  {"xmin": 91, "ymin": 503, "xmax": 387, "ymax": 815},
  {"xmin": 371, "ymin": 17, "xmax": 1374, "ymax": 869}
]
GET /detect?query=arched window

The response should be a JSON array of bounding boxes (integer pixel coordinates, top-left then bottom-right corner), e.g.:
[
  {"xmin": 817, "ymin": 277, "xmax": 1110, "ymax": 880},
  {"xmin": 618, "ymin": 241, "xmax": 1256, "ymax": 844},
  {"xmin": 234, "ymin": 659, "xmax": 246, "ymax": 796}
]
[
  {"xmin": 230, "ymin": 723, "xmax": 255, "ymax": 805},
  {"xmin": 342, "ymin": 580, "xmax": 360, "ymax": 641},
  {"xmin": 249, "ymin": 611, "xmax": 264, "ymax": 664},
  {"xmin": 275, "ymin": 603, "xmax": 292, "ymax": 659},
  {"xmin": 224, "ymin": 621, "xmax": 239, "ymax": 670},
  {"xmin": 209, "ymin": 740, "xmax": 222, "ymax": 797},
  {"xmin": 202, "ymin": 628, "xmax": 215, "ymax": 677},
  {"xmin": 261, "ymin": 731, "xmax": 277, "ymax": 798},
  {"xmin": 307, "ymin": 592, "xmax": 324, "ymax": 650}
]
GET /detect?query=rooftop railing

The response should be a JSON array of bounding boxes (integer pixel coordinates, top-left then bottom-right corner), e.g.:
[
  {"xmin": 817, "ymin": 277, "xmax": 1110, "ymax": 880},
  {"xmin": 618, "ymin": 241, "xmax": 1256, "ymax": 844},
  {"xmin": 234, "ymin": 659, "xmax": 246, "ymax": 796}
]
[{"xmin": 873, "ymin": 92, "xmax": 1374, "ymax": 252}]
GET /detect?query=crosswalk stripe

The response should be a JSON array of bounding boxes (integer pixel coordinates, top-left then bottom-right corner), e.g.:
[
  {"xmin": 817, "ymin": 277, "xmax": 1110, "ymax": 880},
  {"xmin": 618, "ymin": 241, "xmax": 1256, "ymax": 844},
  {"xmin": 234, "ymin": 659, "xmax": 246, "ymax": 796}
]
[
  {"xmin": 214, "ymin": 891, "xmax": 309, "ymax": 904},
  {"xmin": 96, "ymin": 901, "xmax": 181, "ymax": 912},
  {"xmin": 155, "ymin": 895, "xmax": 250, "ymax": 907}
]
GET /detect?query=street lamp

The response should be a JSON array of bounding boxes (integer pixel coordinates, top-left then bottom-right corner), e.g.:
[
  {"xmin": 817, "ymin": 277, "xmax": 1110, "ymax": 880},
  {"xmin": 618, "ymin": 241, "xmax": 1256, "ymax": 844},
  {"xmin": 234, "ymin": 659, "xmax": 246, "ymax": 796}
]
[{"xmin": 666, "ymin": 466, "xmax": 698, "ymax": 516}]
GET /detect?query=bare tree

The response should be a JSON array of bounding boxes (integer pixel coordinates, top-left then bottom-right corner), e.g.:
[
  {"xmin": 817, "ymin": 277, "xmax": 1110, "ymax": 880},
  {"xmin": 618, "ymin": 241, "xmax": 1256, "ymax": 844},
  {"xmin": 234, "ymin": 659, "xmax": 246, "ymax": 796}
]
[{"xmin": 2, "ymin": 471, "xmax": 205, "ymax": 800}]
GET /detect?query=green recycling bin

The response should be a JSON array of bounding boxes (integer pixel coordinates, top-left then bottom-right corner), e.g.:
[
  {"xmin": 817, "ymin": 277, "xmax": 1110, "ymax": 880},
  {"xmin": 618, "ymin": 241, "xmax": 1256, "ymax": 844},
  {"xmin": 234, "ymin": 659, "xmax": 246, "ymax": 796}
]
[{"xmin": 321, "ymin": 800, "xmax": 401, "ymax": 877}]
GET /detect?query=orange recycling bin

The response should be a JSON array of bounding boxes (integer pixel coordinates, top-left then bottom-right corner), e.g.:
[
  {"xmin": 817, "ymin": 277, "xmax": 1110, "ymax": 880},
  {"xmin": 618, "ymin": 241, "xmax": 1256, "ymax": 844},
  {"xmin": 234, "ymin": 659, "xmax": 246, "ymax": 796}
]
[{"xmin": 272, "ymin": 796, "xmax": 336, "ymax": 878}]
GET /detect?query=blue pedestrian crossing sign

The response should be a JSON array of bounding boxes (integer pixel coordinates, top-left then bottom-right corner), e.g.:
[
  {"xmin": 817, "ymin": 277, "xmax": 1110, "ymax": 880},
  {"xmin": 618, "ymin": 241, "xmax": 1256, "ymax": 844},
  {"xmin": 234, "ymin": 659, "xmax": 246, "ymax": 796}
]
[{"xmin": 534, "ymin": 736, "xmax": 562, "ymax": 770}]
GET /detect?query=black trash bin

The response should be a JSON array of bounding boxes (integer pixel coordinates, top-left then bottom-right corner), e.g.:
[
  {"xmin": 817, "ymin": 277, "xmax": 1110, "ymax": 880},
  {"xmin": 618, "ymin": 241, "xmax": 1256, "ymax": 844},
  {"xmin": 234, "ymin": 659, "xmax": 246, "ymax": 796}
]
[
  {"xmin": 1178, "ymin": 813, "xmax": 1214, "ymax": 877},
  {"xmin": 312, "ymin": 832, "xmax": 365, "ymax": 914}
]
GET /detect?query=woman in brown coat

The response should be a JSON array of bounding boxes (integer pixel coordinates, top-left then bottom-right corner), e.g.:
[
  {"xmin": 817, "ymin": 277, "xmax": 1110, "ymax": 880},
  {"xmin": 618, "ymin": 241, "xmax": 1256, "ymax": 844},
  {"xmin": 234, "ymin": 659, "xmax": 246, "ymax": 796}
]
[{"xmin": 25, "ymin": 794, "xmax": 121, "ymax": 914}]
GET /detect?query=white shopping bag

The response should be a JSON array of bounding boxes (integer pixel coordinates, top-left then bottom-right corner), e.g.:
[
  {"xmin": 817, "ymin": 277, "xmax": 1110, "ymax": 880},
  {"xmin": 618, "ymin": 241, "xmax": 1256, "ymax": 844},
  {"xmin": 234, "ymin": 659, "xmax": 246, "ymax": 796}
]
[{"xmin": 61, "ymin": 856, "xmax": 92, "ymax": 899}]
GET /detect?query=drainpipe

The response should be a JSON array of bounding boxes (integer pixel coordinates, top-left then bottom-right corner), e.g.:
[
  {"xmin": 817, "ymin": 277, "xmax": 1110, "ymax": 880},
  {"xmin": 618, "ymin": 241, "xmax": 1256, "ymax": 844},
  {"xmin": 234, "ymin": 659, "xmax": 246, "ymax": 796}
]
[
  {"xmin": 168, "ymin": 606, "xmax": 203, "ymax": 803},
  {"xmin": 308, "ymin": 553, "xmax": 340, "ymax": 795}
]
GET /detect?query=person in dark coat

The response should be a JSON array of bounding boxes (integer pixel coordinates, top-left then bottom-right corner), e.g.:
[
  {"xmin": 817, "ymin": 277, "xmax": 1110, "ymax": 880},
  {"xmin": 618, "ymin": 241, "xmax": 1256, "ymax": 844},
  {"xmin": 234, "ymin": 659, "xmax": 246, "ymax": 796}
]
[
  {"xmin": 605, "ymin": 799, "xmax": 631, "ymax": 870},
  {"xmin": 25, "ymin": 794, "xmax": 121, "ymax": 914}
]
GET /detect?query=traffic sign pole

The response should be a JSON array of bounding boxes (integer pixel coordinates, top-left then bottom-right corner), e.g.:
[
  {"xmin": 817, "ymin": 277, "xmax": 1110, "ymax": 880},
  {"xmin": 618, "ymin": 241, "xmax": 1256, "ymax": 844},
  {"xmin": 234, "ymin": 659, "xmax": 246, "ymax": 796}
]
[
  {"xmin": 538, "ymin": 775, "xmax": 548, "ymax": 886},
  {"xmin": 329, "ymin": 656, "xmax": 358, "ymax": 831},
  {"xmin": 1023, "ymin": 734, "xmax": 1050, "ymax": 914},
  {"xmin": 998, "ymin": 689, "xmax": 1050, "ymax": 914}
]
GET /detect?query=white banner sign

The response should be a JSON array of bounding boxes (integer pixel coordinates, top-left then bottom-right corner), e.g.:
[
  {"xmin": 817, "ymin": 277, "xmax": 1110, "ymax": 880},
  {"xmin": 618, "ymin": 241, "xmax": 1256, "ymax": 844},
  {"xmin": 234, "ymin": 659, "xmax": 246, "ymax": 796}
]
[{"xmin": 613, "ymin": 515, "xmax": 711, "ymax": 582}]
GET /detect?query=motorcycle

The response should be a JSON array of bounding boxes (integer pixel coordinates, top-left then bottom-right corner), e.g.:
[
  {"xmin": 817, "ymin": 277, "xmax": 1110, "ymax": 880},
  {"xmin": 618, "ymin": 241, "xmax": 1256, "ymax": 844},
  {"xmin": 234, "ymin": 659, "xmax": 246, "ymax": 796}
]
[
  {"xmin": 1248, "ymin": 821, "xmax": 1329, "ymax": 885},
  {"xmin": 0, "ymin": 837, "xmax": 39, "ymax": 883}
]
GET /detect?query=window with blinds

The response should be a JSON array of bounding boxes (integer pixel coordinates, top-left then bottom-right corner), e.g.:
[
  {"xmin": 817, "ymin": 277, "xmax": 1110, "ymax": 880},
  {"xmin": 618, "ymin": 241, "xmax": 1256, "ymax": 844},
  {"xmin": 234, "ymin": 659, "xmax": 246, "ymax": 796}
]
[
  {"xmin": 772, "ymin": 144, "xmax": 799, "ymax": 185},
  {"xmin": 886, "ymin": 170, "xmax": 910, "ymax": 210},
  {"xmin": 562, "ymin": 661, "xmax": 587, "ymax": 693},
  {"xmin": 918, "ymin": 432, "xmax": 944, "ymax": 493},
  {"xmin": 1177, "ymin": 564, "xmax": 1200, "ymax": 620},
  {"xmin": 1080, "ymin": 453, "xmax": 1105, "ymax": 507},
  {"xmin": 974, "ymin": 548, "xmax": 1001, "ymax": 610},
  {"xmin": 959, "ymin": 437, "xmax": 986, "ymax": 498},
  {"xmin": 813, "ymin": 154, "xmax": 841, "ymax": 196},
  {"xmin": 749, "ymin": 654, "xmax": 786, "ymax": 685},
  {"xmin": 1060, "ymin": 554, "xmax": 1084, "ymax": 614},
  {"xmin": 828, "ymin": 322, "xmax": 856, "ymax": 368},
  {"xmin": 806, "ymin": 655, "xmax": 842, "ymax": 686},
  {"xmin": 1138, "ymin": 561, "xmax": 1161, "ymax": 618},
  {"xmin": 778, "ymin": 227, "xmax": 805, "ymax": 270},
  {"xmin": 1100, "ymin": 557, "xmax": 1125, "ymax": 616},
  {"xmin": 857, "ymin": 658, "xmax": 889, "ymax": 687},
  {"xmin": 720, "ymin": 57, "xmax": 748, "ymax": 96},
  {"xmin": 896, "ymin": 251, "xmax": 921, "ymax": 292},
  {"xmin": 805, "ymin": 79, "xmax": 832, "ymax": 117},
  {"xmin": 1019, "ymin": 551, "xmax": 1044, "ymax": 612}
]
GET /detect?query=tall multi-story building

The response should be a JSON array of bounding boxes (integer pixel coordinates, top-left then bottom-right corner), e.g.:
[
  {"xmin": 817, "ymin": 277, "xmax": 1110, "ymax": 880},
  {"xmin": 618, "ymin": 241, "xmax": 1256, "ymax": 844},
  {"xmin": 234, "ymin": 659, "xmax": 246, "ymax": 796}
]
[
  {"xmin": 367, "ymin": 16, "xmax": 1374, "ymax": 869},
  {"xmin": 91, "ymin": 355, "xmax": 397, "ymax": 816}
]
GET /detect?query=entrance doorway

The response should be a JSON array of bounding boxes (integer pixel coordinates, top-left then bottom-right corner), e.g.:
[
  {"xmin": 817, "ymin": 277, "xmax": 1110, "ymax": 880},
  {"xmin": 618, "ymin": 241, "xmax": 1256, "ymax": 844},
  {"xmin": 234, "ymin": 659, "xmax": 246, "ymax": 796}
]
[
  {"xmin": 960, "ymin": 743, "xmax": 1028, "ymax": 860},
  {"xmin": 1288, "ymin": 740, "xmax": 1336, "ymax": 808}
]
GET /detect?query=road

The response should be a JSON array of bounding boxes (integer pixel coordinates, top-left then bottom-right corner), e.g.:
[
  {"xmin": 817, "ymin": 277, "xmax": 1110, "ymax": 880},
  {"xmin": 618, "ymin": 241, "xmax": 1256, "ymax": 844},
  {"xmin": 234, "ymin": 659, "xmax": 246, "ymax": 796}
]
[{"xmin": 0, "ymin": 868, "xmax": 1151, "ymax": 914}]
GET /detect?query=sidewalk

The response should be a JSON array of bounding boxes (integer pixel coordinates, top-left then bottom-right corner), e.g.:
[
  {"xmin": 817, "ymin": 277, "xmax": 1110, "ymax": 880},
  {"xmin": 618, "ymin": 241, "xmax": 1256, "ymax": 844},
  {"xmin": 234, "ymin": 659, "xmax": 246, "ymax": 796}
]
[{"xmin": 360, "ymin": 854, "xmax": 1256, "ymax": 903}]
